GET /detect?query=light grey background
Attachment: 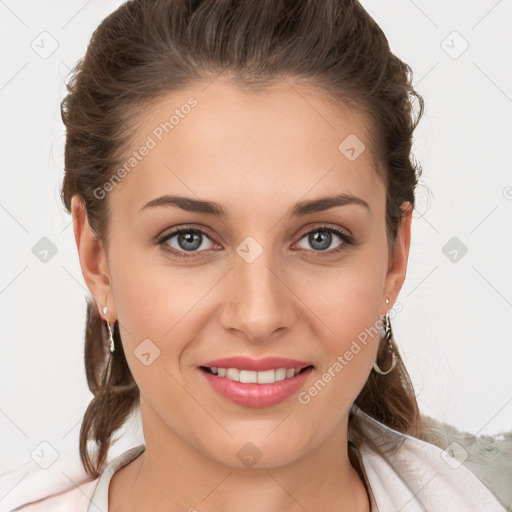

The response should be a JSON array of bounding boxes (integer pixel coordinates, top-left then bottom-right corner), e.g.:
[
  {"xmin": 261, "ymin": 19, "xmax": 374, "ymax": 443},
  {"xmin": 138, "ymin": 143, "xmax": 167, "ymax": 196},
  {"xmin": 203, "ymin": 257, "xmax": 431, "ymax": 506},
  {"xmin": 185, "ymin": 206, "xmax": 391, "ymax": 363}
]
[{"xmin": 1, "ymin": 0, "xmax": 511, "ymax": 476}]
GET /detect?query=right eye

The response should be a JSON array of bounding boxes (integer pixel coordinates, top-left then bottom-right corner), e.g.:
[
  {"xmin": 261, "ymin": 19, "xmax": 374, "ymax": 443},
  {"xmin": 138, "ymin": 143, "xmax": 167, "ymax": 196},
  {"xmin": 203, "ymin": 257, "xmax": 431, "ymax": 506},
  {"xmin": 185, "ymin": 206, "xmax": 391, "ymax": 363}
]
[{"xmin": 158, "ymin": 226, "xmax": 219, "ymax": 258}]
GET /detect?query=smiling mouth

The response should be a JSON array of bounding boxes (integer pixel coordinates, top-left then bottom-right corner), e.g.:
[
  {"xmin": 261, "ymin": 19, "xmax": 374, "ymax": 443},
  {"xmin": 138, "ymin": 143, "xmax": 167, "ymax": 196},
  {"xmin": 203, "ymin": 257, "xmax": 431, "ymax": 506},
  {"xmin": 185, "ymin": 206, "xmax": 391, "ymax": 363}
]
[{"xmin": 199, "ymin": 365, "xmax": 314, "ymax": 384}]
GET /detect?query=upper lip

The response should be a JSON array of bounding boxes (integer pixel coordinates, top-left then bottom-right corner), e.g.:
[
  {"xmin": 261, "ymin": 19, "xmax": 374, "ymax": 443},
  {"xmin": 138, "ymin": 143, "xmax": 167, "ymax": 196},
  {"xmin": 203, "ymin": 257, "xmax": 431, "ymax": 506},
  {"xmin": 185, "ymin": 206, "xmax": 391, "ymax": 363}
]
[{"xmin": 200, "ymin": 356, "xmax": 313, "ymax": 372}]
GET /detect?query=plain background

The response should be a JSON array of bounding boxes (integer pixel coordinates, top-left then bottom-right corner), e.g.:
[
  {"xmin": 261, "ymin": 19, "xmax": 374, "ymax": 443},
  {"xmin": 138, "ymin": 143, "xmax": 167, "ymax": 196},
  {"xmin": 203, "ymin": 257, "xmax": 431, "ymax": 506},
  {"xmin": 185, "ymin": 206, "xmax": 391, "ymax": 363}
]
[{"xmin": 1, "ymin": 0, "xmax": 511, "ymax": 476}]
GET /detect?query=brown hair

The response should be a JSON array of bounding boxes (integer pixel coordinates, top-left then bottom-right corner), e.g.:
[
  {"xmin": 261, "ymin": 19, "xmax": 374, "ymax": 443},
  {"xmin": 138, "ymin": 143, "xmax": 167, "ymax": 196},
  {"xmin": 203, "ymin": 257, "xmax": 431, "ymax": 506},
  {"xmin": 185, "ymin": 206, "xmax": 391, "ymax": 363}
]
[{"xmin": 61, "ymin": 0, "xmax": 427, "ymax": 478}]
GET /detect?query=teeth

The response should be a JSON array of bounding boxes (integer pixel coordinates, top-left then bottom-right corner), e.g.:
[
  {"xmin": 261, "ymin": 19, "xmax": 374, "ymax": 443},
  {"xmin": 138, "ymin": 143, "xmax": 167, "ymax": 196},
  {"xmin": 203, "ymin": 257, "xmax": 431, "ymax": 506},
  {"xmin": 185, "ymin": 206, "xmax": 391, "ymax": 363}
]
[
  {"xmin": 257, "ymin": 370, "xmax": 275, "ymax": 384},
  {"xmin": 206, "ymin": 366, "xmax": 308, "ymax": 384},
  {"xmin": 275, "ymin": 368, "xmax": 286, "ymax": 381},
  {"xmin": 239, "ymin": 370, "xmax": 258, "ymax": 383},
  {"xmin": 226, "ymin": 368, "xmax": 240, "ymax": 381}
]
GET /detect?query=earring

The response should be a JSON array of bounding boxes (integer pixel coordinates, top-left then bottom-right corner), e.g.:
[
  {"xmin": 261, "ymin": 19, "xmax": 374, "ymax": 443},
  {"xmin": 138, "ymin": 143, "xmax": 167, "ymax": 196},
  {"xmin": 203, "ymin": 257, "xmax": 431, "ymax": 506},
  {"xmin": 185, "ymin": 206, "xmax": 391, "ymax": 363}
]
[
  {"xmin": 372, "ymin": 305, "xmax": 397, "ymax": 375},
  {"xmin": 102, "ymin": 306, "xmax": 115, "ymax": 354},
  {"xmin": 101, "ymin": 304, "xmax": 116, "ymax": 387}
]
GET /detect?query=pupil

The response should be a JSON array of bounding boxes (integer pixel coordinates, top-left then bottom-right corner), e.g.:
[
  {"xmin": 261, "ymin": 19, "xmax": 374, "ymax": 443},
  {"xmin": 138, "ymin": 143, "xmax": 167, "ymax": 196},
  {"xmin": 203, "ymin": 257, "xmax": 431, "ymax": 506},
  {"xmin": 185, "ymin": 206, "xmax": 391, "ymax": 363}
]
[
  {"xmin": 310, "ymin": 230, "xmax": 331, "ymax": 251},
  {"xmin": 179, "ymin": 231, "xmax": 201, "ymax": 251}
]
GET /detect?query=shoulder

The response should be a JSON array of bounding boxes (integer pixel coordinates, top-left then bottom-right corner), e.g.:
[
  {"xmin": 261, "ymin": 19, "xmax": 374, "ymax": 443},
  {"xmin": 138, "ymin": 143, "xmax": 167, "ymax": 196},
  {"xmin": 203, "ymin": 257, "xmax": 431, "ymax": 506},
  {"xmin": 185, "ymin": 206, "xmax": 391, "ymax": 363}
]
[
  {"xmin": 0, "ymin": 455, "xmax": 100, "ymax": 512},
  {"xmin": 349, "ymin": 405, "xmax": 509, "ymax": 512},
  {"xmin": 1, "ymin": 402, "xmax": 145, "ymax": 512},
  {"xmin": 1, "ymin": 442, "xmax": 146, "ymax": 512},
  {"xmin": 421, "ymin": 414, "xmax": 512, "ymax": 509},
  {"xmin": 5, "ymin": 479, "xmax": 99, "ymax": 512}
]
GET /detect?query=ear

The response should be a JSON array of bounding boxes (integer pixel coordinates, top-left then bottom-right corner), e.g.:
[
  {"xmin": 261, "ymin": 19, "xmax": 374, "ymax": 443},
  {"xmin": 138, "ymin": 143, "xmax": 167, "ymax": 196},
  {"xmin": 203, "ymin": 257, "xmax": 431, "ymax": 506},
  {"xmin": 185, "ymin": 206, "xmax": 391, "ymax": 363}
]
[
  {"xmin": 382, "ymin": 201, "xmax": 413, "ymax": 314},
  {"xmin": 71, "ymin": 195, "xmax": 117, "ymax": 322}
]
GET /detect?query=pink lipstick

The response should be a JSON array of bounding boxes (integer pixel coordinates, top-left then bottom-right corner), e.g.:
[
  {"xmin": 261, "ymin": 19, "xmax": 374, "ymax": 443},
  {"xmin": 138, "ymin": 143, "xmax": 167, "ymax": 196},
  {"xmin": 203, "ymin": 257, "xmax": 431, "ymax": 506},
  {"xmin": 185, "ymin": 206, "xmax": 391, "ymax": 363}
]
[{"xmin": 197, "ymin": 356, "xmax": 314, "ymax": 408}]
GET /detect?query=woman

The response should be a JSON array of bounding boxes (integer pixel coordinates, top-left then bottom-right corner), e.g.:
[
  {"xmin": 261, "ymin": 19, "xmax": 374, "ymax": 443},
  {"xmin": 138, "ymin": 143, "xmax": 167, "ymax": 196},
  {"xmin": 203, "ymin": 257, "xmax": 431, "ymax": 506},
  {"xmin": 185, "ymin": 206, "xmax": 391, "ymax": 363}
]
[{"xmin": 2, "ymin": 0, "xmax": 508, "ymax": 510}]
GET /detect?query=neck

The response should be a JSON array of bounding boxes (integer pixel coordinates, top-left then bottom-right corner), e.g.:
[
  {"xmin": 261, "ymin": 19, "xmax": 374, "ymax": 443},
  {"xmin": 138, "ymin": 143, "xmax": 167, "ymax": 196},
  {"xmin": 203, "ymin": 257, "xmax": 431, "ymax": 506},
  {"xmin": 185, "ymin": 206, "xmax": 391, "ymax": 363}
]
[{"xmin": 109, "ymin": 403, "xmax": 370, "ymax": 512}]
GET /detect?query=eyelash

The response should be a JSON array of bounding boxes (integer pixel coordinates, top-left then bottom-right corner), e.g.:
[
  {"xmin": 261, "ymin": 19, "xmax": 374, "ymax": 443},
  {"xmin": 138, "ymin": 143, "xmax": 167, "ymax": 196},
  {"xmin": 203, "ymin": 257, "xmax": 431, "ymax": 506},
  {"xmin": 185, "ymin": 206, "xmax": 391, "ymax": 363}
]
[{"xmin": 156, "ymin": 224, "xmax": 355, "ymax": 259}]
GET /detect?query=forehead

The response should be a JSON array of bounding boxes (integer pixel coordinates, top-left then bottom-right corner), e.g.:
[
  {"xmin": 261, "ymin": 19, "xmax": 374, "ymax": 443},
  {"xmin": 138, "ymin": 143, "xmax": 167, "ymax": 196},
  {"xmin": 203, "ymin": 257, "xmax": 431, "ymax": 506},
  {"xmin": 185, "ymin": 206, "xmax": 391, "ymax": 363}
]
[{"xmin": 110, "ymin": 79, "xmax": 384, "ymax": 218}]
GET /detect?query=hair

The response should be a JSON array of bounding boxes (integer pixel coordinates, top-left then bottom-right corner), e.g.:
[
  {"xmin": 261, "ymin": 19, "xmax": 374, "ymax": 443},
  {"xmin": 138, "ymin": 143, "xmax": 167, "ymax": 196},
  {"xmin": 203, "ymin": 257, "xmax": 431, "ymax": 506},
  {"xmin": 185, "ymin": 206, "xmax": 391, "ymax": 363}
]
[{"xmin": 60, "ymin": 0, "xmax": 428, "ymax": 478}]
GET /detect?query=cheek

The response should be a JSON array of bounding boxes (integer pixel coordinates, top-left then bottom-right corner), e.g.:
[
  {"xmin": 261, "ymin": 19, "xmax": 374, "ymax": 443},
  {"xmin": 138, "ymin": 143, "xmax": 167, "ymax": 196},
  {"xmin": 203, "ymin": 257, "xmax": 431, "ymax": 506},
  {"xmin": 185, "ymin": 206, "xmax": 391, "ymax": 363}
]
[
  {"xmin": 295, "ymin": 256, "xmax": 385, "ymax": 398},
  {"xmin": 108, "ymin": 248, "xmax": 219, "ymax": 378},
  {"xmin": 301, "ymin": 251, "xmax": 385, "ymax": 342},
  {"xmin": 294, "ymin": 296, "xmax": 381, "ymax": 438}
]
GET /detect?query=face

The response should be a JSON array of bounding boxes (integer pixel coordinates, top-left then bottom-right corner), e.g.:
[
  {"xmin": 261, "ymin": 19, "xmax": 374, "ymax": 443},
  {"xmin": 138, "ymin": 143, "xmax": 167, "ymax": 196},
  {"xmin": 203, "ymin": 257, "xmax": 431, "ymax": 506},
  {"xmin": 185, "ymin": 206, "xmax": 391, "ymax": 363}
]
[{"xmin": 73, "ymin": 79, "xmax": 411, "ymax": 469}]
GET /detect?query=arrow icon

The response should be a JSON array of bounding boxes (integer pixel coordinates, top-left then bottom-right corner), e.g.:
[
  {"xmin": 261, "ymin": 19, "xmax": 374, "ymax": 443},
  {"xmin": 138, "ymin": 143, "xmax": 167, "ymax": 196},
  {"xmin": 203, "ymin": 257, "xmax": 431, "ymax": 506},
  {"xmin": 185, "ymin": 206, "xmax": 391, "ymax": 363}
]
[
  {"xmin": 441, "ymin": 236, "xmax": 468, "ymax": 263},
  {"xmin": 32, "ymin": 237, "xmax": 58, "ymax": 262},
  {"xmin": 236, "ymin": 236, "xmax": 263, "ymax": 263},
  {"xmin": 440, "ymin": 31, "xmax": 469, "ymax": 60},
  {"xmin": 135, "ymin": 339, "xmax": 161, "ymax": 365},
  {"xmin": 338, "ymin": 134, "xmax": 365, "ymax": 161},
  {"xmin": 31, "ymin": 441, "xmax": 59, "ymax": 469}
]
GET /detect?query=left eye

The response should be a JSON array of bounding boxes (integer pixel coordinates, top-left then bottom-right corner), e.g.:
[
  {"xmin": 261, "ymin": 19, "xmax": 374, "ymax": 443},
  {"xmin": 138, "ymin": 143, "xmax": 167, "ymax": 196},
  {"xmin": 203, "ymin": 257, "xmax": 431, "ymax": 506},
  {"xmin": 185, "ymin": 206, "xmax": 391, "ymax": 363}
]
[
  {"xmin": 160, "ymin": 228, "xmax": 216, "ymax": 256},
  {"xmin": 296, "ymin": 226, "xmax": 352, "ymax": 253}
]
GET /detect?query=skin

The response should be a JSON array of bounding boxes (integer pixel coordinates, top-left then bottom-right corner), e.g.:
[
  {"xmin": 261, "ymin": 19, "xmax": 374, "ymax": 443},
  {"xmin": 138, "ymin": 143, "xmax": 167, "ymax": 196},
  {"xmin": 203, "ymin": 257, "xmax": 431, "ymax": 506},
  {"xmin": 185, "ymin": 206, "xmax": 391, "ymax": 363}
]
[{"xmin": 71, "ymin": 78, "xmax": 412, "ymax": 512}]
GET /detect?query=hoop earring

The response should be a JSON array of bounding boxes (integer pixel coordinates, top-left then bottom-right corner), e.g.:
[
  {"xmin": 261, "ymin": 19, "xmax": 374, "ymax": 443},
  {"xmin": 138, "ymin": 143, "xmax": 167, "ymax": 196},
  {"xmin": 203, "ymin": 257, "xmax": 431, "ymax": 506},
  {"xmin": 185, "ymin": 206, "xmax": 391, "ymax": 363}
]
[
  {"xmin": 103, "ymin": 305, "xmax": 115, "ymax": 354},
  {"xmin": 102, "ymin": 305, "xmax": 115, "ymax": 386},
  {"xmin": 372, "ymin": 313, "xmax": 397, "ymax": 375}
]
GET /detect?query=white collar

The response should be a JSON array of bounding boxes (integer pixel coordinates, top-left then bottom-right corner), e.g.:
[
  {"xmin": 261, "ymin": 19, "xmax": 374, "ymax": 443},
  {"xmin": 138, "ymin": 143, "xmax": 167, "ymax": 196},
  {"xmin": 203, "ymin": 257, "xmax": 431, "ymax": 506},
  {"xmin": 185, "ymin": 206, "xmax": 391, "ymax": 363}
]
[{"xmin": 87, "ymin": 407, "xmax": 506, "ymax": 512}]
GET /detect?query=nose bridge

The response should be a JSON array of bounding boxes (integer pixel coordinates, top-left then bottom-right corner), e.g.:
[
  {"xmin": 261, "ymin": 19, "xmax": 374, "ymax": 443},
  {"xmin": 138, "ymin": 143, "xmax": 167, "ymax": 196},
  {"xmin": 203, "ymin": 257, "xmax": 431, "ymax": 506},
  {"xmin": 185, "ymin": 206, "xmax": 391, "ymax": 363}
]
[{"xmin": 222, "ymin": 239, "xmax": 293, "ymax": 339}]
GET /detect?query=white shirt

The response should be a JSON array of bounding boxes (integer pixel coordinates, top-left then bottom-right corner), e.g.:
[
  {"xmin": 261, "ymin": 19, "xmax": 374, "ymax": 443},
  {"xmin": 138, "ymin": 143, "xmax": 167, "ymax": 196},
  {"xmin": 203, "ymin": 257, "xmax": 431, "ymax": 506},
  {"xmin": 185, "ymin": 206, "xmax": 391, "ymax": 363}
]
[{"xmin": 1, "ymin": 406, "xmax": 507, "ymax": 512}]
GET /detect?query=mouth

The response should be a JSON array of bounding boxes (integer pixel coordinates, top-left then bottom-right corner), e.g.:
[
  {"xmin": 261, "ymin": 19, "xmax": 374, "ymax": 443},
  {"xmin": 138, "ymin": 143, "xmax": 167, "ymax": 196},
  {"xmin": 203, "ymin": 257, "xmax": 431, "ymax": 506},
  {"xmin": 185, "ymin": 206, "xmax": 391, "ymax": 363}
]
[{"xmin": 197, "ymin": 363, "xmax": 315, "ymax": 408}]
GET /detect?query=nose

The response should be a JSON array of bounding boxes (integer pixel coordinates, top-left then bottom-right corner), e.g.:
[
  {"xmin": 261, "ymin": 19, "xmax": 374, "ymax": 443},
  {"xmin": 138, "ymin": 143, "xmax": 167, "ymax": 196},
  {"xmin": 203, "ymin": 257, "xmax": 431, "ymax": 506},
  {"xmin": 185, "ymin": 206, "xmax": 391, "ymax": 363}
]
[{"xmin": 219, "ymin": 248, "xmax": 295, "ymax": 343}]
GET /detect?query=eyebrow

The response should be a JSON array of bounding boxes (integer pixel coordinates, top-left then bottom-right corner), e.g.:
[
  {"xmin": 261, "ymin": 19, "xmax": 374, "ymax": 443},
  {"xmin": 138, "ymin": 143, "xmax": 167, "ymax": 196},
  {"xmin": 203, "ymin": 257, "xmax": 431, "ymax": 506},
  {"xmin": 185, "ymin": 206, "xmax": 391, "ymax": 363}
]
[{"xmin": 138, "ymin": 192, "xmax": 370, "ymax": 217}]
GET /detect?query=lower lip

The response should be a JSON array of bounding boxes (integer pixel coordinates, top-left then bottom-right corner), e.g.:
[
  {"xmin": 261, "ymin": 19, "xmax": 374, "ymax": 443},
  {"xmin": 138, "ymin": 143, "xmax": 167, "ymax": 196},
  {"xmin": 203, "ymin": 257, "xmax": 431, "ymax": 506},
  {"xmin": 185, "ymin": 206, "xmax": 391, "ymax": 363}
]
[{"xmin": 199, "ymin": 367, "xmax": 314, "ymax": 408}]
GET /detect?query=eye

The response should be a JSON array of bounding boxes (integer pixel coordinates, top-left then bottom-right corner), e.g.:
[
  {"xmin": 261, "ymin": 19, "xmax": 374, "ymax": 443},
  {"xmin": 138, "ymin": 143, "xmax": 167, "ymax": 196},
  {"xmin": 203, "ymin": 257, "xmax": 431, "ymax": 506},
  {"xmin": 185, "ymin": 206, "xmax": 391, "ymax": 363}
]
[
  {"xmin": 157, "ymin": 224, "xmax": 355, "ymax": 259},
  {"xmin": 295, "ymin": 225, "xmax": 354, "ymax": 255},
  {"xmin": 157, "ymin": 226, "xmax": 218, "ymax": 258}
]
